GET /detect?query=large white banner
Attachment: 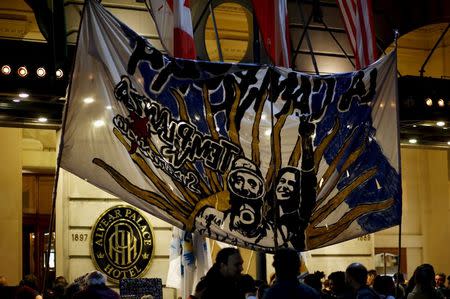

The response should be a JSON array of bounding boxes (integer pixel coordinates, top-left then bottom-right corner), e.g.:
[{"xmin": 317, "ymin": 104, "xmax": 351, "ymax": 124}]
[{"xmin": 60, "ymin": 0, "xmax": 401, "ymax": 252}]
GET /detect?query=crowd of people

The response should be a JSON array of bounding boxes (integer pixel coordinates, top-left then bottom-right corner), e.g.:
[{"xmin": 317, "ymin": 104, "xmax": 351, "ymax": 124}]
[
  {"xmin": 1, "ymin": 247, "xmax": 450, "ymax": 299},
  {"xmin": 187, "ymin": 247, "xmax": 450, "ymax": 299}
]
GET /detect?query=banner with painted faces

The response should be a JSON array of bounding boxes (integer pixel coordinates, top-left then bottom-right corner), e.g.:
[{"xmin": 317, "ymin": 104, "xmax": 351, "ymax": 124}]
[{"xmin": 61, "ymin": 0, "xmax": 402, "ymax": 252}]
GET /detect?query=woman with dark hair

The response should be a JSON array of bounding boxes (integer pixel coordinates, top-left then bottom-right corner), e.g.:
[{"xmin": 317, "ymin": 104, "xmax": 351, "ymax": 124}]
[
  {"xmin": 373, "ymin": 275, "xmax": 396, "ymax": 299},
  {"xmin": 407, "ymin": 264, "xmax": 444, "ymax": 299}
]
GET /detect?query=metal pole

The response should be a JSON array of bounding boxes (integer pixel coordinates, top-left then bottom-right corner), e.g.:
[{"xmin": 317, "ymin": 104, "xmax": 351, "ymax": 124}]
[
  {"xmin": 296, "ymin": 0, "xmax": 319, "ymax": 74},
  {"xmin": 321, "ymin": 19, "xmax": 355, "ymax": 68},
  {"xmin": 209, "ymin": 1, "xmax": 224, "ymax": 62},
  {"xmin": 419, "ymin": 23, "xmax": 450, "ymax": 77}
]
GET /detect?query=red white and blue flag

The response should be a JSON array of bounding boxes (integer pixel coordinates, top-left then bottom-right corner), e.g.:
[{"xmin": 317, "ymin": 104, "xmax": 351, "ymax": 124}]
[
  {"xmin": 251, "ymin": 0, "xmax": 291, "ymax": 67},
  {"xmin": 146, "ymin": 0, "xmax": 196, "ymax": 59},
  {"xmin": 337, "ymin": 0, "xmax": 378, "ymax": 69}
]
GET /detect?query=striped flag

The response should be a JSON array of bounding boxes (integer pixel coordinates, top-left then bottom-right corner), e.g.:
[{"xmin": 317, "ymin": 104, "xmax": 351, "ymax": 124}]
[
  {"xmin": 251, "ymin": 0, "xmax": 291, "ymax": 67},
  {"xmin": 337, "ymin": 0, "xmax": 378, "ymax": 69},
  {"xmin": 145, "ymin": 0, "xmax": 196, "ymax": 59}
]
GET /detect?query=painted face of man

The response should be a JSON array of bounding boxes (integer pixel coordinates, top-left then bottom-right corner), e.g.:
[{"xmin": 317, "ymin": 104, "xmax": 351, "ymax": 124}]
[
  {"xmin": 220, "ymin": 252, "xmax": 244, "ymax": 279},
  {"xmin": 275, "ymin": 171, "xmax": 296, "ymax": 200},
  {"xmin": 231, "ymin": 172, "xmax": 262, "ymax": 198}
]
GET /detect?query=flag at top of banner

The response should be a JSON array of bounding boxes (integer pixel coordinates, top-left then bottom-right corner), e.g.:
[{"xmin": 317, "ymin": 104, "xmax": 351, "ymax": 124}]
[
  {"xmin": 60, "ymin": 0, "xmax": 401, "ymax": 252},
  {"xmin": 145, "ymin": 0, "xmax": 196, "ymax": 59},
  {"xmin": 251, "ymin": 0, "xmax": 291, "ymax": 67},
  {"xmin": 337, "ymin": 0, "xmax": 378, "ymax": 69}
]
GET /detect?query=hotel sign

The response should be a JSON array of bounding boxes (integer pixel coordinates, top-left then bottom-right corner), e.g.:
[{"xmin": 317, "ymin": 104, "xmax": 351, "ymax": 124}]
[{"xmin": 91, "ymin": 205, "xmax": 154, "ymax": 282}]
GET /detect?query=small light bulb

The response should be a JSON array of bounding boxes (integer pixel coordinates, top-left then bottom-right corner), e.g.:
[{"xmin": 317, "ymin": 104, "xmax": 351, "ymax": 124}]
[
  {"xmin": 408, "ymin": 138, "xmax": 417, "ymax": 144},
  {"xmin": 38, "ymin": 117, "xmax": 48, "ymax": 123},
  {"xmin": 1, "ymin": 65, "xmax": 11, "ymax": 75},
  {"xmin": 425, "ymin": 98, "xmax": 433, "ymax": 106},
  {"xmin": 36, "ymin": 67, "xmax": 46, "ymax": 77},
  {"xmin": 19, "ymin": 93, "xmax": 29, "ymax": 98},
  {"xmin": 436, "ymin": 121, "xmax": 445, "ymax": 127},
  {"xmin": 18, "ymin": 66, "xmax": 28, "ymax": 77},
  {"xmin": 56, "ymin": 69, "xmax": 64, "ymax": 78}
]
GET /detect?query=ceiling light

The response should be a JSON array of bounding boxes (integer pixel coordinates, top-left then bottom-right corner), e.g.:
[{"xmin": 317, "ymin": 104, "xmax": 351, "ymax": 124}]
[
  {"xmin": 93, "ymin": 120, "xmax": 105, "ymax": 127},
  {"xmin": 438, "ymin": 99, "xmax": 445, "ymax": 107},
  {"xmin": 18, "ymin": 66, "xmax": 28, "ymax": 77},
  {"xmin": 408, "ymin": 138, "xmax": 417, "ymax": 144},
  {"xmin": 436, "ymin": 121, "xmax": 445, "ymax": 127},
  {"xmin": 412, "ymin": 125, "xmax": 417, "ymax": 128},
  {"xmin": 1, "ymin": 65, "xmax": 11, "ymax": 75},
  {"xmin": 83, "ymin": 97, "xmax": 94, "ymax": 104},
  {"xmin": 56, "ymin": 69, "xmax": 64, "ymax": 78},
  {"xmin": 19, "ymin": 93, "xmax": 29, "ymax": 98},
  {"xmin": 36, "ymin": 67, "xmax": 46, "ymax": 77},
  {"xmin": 448, "ymin": 141, "xmax": 450, "ymax": 146},
  {"xmin": 38, "ymin": 117, "xmax": 48, "ymax": 123},
  {"xmin": 13, "ymin": 99, "xmax": 21, "ymax": 103},
  {"xmin": 425, "ymin": 97, "xmax": 433, "ymax": 106}
]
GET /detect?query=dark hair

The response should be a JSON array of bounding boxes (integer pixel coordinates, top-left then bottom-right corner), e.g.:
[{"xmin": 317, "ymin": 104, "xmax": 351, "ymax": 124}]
[
  {"xmin": 304, "ymin": 273, "xmax": 323, "ymax": 292},
  {"xmin": 216, "ymin": 247, "xmax": 240, "ymax": 266},
  {"xmin": 414, "ymin": 264, "xmax": 435, "ymax": 294},
  {"xmin": 393, "ymin": 272, "xmax": 405, "ymax": 284},
  {"xmin": 328, "ymin": 271, "xmax": 346, "ymax": 294},
  {"xmin": 373, "ymin": 275, "xmax": 395, "ymax": 296},
  {"xmin": 239, "ymin": 274, "xmax": 257, "ymax": 294},
  {"xmin": 273, "ymin": 248, "xmax": 300, "ymax": 280},
  {"xmin": 346, "ymin": 263, "xmax": 368, "ymax": 286},
  {"xmin": 20, "ymin": 274, "xmax": 39, "ymax": 290}
]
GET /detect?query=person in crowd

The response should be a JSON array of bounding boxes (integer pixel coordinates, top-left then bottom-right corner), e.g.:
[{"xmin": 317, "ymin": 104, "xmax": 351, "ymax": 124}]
[
  {"xmin": 262, "ymin": 248, "xmax": 320, "ymax": 299},
  {"xmin": 49, "ymin": 276, "xmax": 68, "ymax": 299},
  {"xmin": 15, "ymin": 274, "xmax": 43, "ymax": 299},
  {"xmin": 328, "ymin": 271, "xmax": 351, "ymax": 299},
  {"xmin": 0, "ymin": 276, "xmax": 7, "ymax": 287},
  {"xmin": 367, "ymin": 270, "xmax": 378, "ymax": 288},
  {"xmin": 435, "ymin": 273, "xmax": 450, "ymax": 298},
  {"xmin": 407, "ymin": 264, "xmax": 444, "ymax": 299},
  {"xmin": 195, "ymin": 247, "xmax": 244, "ymax": 299},
  {"xmin": 65, "ymin": 281, "xmax": 82, "ymax": 299},
  {"xmin": 188, "ymin": 278, "xmax": 208, "ymax": 299},
  {"xmin": 254, "ymin": 280, "xmax": 269, "ymax": 299},
  {"xmin": 73, "ymin": 271, "xmax": 120, "ymax": 299},
  {"xmin": 239, "ymin": 274, "xmax": 257, "ymax": 299},
  {"xmin": 345, "ymin": 263, "xmax": 380, "ymax": 299},
  {"xmin": 304, "ymin": 273, "xmax": 324, "ymax": 294},
  {"xmin": 373, "ymin": 275, "xmax": 396, "ymax": 299},
  {"xmin": 394, "ymin": 273, "xmax": 407, "ymax": 298}
]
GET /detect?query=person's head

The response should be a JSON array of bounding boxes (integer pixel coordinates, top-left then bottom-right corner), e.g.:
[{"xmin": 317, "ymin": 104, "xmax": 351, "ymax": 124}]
[
  {"xmin": 216, "ymin": 247, "xmax": 243, "ymax": 279},
  {"xmin": 272, "ymin": 248, "xmax": 300, "ymax": 280},
  {"xmin": 20, "ymin": 274, "xmax": 39, "ymax": 290},
  {"xmin": 304, "ymin": 273, "xmax": 323, "ymax": 292},
  {"xmin": 239, "ymin": 274, "xmax": 257, "ymax": 295},
  {"xmin": 328, "ymin": 271, "xmax": 346, "ymax": 295},
  {"xmin": 435, "ymin": 273, "xmax": 446, "ymax": 288},
  {"xmin": 0, "ymin": 275, "xmax": 7, "ymax": 286},
  {"xmin": 275, "ymin": 167, "xmax": 300, "ymax": 201},
  {"xmin": 367, "ymin": 269, "xmax": 377, "ymax": 286},
  {"xmin": 393, "ymin": 272, "xmax": 405, "ymax": 284},
  {"xmin": 373, "ymin": 275, "xmax": 395, "ymax": 296},
  {"xmin": 65, "ymin": 282, "xmax": 82, "ymax": 299},
  {"xmin": 414, "ymin": 264, "xmax": 435, "ymax": 293},
  {"xmin": 52, "ymin": 276, "xmax": 68, "ymax": 295},
  {"xmin": 345, "ymin": 263, "xmax": 368, "ymax": 290},
  {"xmin": 85, "ymin": 271, "xmax": 106, "ymax": 286}
]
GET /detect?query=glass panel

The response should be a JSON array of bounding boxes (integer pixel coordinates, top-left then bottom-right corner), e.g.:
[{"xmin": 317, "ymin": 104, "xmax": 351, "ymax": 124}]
[
  {"xmin": 205, "ymin": 3, "xmax": 251, "ymax": 62},
  {"xmin": 43, "ymin": 232, "xmax": 55, "ymax": 270},
  {"xmin": 375, "ymin": 252, "xmax": 399, "ymax": 276}
]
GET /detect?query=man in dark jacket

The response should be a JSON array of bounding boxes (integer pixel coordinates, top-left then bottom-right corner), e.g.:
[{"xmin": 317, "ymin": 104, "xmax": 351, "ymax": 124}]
[
  {"xmin": 196, "ymin": 247, "xmax": 244, "ymax": 299},
  {"xmin": 263, "ymin": 248, "xmax": 320, "ymax": 299}
]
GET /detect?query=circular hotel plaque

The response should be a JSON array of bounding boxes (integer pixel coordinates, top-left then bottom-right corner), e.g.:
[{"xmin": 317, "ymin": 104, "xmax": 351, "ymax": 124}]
[{"xmin": 91, "ymin": 205, "xmax": 154, "ymax": 283}]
